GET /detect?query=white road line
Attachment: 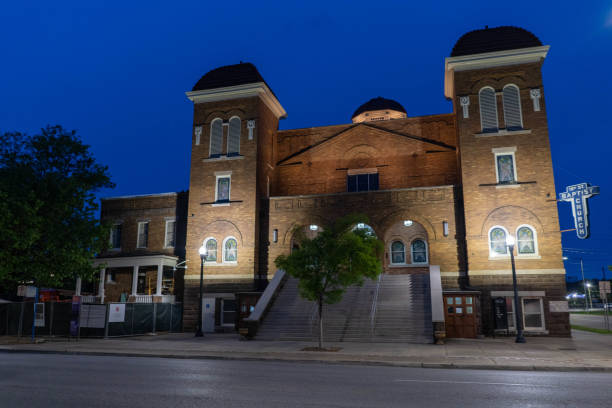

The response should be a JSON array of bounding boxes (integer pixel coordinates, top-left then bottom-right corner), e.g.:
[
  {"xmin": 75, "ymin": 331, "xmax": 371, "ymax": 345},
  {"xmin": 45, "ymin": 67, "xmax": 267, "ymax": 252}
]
[{"xmin": 394, "ymin": 379, "xmax": 556, "ymax": 387}]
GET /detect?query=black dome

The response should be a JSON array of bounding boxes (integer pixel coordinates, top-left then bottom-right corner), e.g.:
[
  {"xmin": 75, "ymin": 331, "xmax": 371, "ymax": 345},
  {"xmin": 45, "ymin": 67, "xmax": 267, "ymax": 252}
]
[
  {"xmin": 192, "ymin": 62, "xmax": 275, "ymax": 96},
  {"xmin": 352, "ymin": 97, "xmax": 406, "ymax": 119},
  {"xmin": 451, "ymin": 26, "xmax": 542, "ymax": 57}
]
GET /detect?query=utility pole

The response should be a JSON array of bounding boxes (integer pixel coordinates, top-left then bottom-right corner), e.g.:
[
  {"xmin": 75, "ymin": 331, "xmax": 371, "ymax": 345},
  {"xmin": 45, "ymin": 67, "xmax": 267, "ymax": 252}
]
[{"xmin": 580, "ymin": 258, "xmax": 589, "ymax": 311}]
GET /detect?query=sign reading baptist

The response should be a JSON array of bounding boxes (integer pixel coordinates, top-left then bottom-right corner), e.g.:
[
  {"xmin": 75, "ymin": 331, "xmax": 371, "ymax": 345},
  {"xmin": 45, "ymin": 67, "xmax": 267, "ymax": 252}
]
[{"xmin": 559, "ymin": 183, "xmax": 599, "ymax": 239}]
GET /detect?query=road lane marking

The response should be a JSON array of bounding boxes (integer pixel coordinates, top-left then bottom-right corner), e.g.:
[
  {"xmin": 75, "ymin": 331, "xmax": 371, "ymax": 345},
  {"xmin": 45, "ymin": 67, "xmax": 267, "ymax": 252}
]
[{"xmin": 394, "ymin": 379, "xmax": 556, "ymax": 387}]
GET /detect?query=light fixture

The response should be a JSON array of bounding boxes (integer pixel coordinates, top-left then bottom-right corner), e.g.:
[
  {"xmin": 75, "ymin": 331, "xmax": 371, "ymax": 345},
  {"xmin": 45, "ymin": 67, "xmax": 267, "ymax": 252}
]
[
  {"xmin": 506, "ymin": 234, "xmax": 515, "ymax": 247},
  {"xmin": 273, "ymin": 229, "xmax": 278, "ymax": 243},
  {"xmin": 198, "ymin": 245, "xmax": 207, "ymax": 257},
  {"xmin": 443, "ymin": 221, "xmax": 449, "ymax": 237},
  {"xmin": 357, "ymin": 223, "xmax": 365, "ymax": 229},
  {"xmin": 309, "ymin": 224, "xmax": 318, "ymax": 231},
  {"xmin": 403, "ymin": 220, "xmax": 413, "ymax": 227}
]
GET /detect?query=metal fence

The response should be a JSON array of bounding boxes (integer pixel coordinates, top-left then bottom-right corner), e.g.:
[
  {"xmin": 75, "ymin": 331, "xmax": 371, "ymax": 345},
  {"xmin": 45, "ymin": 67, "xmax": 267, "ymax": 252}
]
[{"xmin": 0, "ymin": 301, "xmax": 182, "ymax": 338}]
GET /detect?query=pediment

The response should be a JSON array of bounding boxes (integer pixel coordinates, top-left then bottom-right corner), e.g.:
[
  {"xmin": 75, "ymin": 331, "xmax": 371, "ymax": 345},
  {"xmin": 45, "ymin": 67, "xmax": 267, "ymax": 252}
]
[{"xmin": 277, "ymin": 122, "xmax": 455, "ymax": 166}]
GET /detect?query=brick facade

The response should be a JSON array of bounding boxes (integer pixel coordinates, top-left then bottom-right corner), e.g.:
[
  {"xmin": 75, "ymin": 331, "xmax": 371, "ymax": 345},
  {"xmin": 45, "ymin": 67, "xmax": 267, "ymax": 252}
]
[{"xmin": 99, "ymin": 30, "xmax": 570, "ymax": 336}]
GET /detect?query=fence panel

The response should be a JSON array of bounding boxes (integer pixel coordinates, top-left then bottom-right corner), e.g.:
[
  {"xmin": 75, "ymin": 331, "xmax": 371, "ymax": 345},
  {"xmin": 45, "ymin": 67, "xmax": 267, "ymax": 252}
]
[
  {"xmin": 171, "ymin": 304, "xmax": 182, "ymax": 332},
  {"xmin": 0, "ymin": 304, "xmax": 8, "ymax": 335},
  {"xmin": 133, "ymin": 304, "xmax": 154, "ymax": 334},
  {"xmin": 156, "ymin": 303, "xmax": 170, "ymax": 332}
]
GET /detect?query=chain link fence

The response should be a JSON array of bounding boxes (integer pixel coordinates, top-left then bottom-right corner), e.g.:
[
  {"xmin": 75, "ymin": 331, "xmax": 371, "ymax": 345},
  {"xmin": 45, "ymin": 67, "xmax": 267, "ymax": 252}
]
[{"xmin": 0, "ymin": 301, "xmax": 182, "ymax": 338}]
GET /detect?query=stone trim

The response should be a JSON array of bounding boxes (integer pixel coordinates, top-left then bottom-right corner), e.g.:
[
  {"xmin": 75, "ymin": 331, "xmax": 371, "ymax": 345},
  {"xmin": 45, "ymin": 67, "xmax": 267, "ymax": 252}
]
[{"xmin": 468, "ymin": 268, "xmax": 565, "ymax": 276}]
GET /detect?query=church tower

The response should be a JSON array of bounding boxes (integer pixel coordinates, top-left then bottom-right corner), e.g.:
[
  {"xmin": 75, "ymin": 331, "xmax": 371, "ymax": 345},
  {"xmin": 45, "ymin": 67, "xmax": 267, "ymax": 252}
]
[
  {"xmin": 446, "ymin": 27, "xmax": 570, "ymax": 335},
  {"xmin": 183, "ymin": 63, "xmax": 286, "ymax": 330}
]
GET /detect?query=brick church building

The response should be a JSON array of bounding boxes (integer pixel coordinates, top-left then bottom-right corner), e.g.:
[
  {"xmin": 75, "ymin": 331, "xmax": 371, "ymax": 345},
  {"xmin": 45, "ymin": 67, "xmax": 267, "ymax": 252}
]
[{"xmin": 93, "ymin": 26, "xmax": 570, "ymax": 340}]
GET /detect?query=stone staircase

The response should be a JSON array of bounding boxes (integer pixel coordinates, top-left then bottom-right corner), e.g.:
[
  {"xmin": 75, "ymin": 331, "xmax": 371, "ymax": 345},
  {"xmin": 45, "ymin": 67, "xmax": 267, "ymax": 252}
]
[{"xmin": 256, "ymin": 274, "xmax": 433, "ymax": 343}]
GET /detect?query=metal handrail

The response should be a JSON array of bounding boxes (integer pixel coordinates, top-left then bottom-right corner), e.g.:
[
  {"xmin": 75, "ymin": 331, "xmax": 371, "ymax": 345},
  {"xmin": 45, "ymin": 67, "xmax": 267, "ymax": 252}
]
[{"xmin": 370, "ymin": 274, "xmax": 382, "ymax": 336}]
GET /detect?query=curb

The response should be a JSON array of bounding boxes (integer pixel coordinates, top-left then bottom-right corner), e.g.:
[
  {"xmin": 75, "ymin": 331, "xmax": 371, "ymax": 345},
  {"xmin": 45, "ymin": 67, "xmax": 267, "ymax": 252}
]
[{"xmin": 1, "ymin": 348, "xmax": 611, "ymax": 373}]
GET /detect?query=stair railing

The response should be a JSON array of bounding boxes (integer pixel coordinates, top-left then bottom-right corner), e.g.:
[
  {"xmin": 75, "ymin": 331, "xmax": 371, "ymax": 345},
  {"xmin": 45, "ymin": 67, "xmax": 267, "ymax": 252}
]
[{"xmin": 369, "ymin": 273, "xmax": 383, "ymax": 338}]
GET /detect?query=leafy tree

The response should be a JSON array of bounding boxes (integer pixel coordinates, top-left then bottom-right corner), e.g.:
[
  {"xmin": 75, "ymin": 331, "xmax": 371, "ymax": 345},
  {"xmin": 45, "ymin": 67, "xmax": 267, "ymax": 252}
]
[
  {"xmin": 0, "ymin": 126, "xmax": 114, "ymax": 291},
  {"xmin": 275, "ymin": 214, "xmax": 383, "ymax": 349}
]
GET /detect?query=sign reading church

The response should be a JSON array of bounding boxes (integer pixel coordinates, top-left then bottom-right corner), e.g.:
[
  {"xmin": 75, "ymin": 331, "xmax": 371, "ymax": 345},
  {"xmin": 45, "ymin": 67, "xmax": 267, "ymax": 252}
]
[
  {"xmin": 559, "ymin": 183, "xmax": 600, "ymax": 239},
  {"xmin": 93, "ymin": 25, "xmax": 573, "ymax": 339}
]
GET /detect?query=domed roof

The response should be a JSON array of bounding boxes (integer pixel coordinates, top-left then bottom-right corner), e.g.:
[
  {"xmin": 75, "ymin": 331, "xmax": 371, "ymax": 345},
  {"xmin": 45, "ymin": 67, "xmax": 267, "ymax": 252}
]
[
  {"xmin": 192, "ymin": 62, "xmax": 276, "ymax": 96},
  {"xmin": 451, "ymin": 26, "xmax": 542, "ymax": 57},
  {"xmin": 351, "ymin": 97, "xmax": 407, "ymax": 119}
]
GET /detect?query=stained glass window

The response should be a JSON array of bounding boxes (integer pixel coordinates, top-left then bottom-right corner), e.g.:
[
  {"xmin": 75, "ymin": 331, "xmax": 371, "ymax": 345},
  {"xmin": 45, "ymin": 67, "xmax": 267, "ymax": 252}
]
[
  {"xmin": 411, "ymin": 239, "xmax": 427, "ymax": 263},
  {"xmin": 205, "ymin": 239, "xmax": 217, "ymax": 262},
  {"xmin": 391, "ymin": 241, "xmax": 405, "ymax": 264},
  {"xmin": 496, "ymin": 154, "xmax": 515, "ymax": 184},
  {"xmin": 217, "ymin": 177, "xmax": 230, "ymax": 202},
  {"xmin": 490, "ymin": 227, "xmax": 507, "ymax": 255},
  {"xmin": 517, "ymin": 226, "xmax": 535, "ymax": 254},
  {"xmin": 224, "ymin": 238, "xmax": 237, "ymax": 262}
]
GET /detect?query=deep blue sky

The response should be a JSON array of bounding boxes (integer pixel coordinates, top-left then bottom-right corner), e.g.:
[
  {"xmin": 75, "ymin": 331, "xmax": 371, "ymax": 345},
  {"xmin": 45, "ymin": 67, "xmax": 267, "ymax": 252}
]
[{"xmin": 1, "ymin": 1, "xmax": 611, "ymax": 281}]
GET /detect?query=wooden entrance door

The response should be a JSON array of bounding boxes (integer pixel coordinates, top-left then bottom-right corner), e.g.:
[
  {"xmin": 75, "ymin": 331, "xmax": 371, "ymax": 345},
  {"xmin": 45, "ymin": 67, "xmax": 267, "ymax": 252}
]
[{"xmin": 444, "ymin": 294, "xmax": 477, "ymax": 338}]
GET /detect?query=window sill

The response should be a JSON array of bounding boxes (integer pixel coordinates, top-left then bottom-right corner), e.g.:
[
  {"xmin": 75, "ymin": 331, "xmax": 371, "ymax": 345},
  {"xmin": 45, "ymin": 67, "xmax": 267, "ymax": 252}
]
[
  {"xmin": 388, "ymin": 263, "xmax": 429, "ymax": 268},
  {"xmin": 488, "ymin": 254, "xmax": 542, "ymax": 261},
  {"xmin": 203, "ymin": 155, "xmax": 244, "ymax": 162},
  {"xmin": 495, "ymin": 183, "xmax": 521, "ymax": 189},
  {"xmin": 204, "ymin": 262, "xmax": 238, "ymax": 267},
  {"xmin": 474, "ymin": 129, "xmax": 532, "ymax": 138},
  {"xmin": 212, "ymin": 202, "xmax": 230, "ymax": 207}
]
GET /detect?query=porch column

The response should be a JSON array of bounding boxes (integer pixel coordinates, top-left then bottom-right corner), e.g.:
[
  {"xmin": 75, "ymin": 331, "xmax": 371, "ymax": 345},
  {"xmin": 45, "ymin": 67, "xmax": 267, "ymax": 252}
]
[
  {"xmin": 98, "ymin": 268, "xmax": 105, "ymax": 304},
  {"xmin": 132, "ymin": 265, "xmax": 139, "ymax": 296},
  {"xmin": 75, "ymin": 276, "xmax": 82, "ymax": 296},
  {"xmin": 155, "ymin": 261, "xmax": 163, "ymax": 296}
]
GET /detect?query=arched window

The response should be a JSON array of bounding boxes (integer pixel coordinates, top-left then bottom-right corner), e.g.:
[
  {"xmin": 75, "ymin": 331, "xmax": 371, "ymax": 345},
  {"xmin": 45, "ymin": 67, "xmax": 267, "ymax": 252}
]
[
  {"xmin": 390, "ymin": 240, "xmax": 405, "ymax": 264},
  {"xmin": 223, "ymin": 237, "xmax": 238, "ymax": 263},
  {"xmin": 503, "ymin": 84, "xmax": 523, "ymax": 130},
  {"xmin": 411, "ymin": 239, "xmax": 428, "ymax": 264},
  {"xmin": 479, "ymin": 87, "xmax": 498, "ymax": 133},
  {"xmin": 210, "ymin": 118, "xmax": 223, "ymax": 157},
  {"xmin": 489, "ymin": 227, "xmax": 508, "ymax": 256},
  {"xmin": 517, "ymin": 225, "xmax": 536, "ymax": 255},
  {"xmin": 227, "ymin": 116, "xmax": 241, "ymax": 156},
  {"xmin": 204, "ymin": 238, "xmax": 217, "ymax": 262}
]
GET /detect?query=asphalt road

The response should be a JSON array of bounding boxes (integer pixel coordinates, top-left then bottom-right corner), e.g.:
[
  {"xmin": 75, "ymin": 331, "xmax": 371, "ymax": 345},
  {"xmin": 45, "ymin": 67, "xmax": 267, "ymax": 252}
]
[
  {"xmin": 1, "ymin": 353, "xmax": 611, "ymax": 408},
  {"xmin": 570, "ymin": 313, "xmax": 612, "ymax": 330}
]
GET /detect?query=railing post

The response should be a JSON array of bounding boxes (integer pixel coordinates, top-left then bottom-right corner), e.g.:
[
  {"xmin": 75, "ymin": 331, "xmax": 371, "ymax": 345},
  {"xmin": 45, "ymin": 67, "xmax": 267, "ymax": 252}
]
[
  {"xmin": 152, "ymin": 303, "xmax": 157, "ymax": 334},
  {"xmin": 17, "ymin": 302, "xmax": 24, "ymax": 338}
]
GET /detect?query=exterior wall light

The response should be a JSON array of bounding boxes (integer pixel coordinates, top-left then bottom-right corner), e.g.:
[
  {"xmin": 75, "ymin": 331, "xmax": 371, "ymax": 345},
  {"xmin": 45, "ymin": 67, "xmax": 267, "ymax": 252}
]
[
  {"xmin": 443, "ymin": 221, "xmax": 449, "ymax": 237},
  {"xmin": 273, "ymin": 229, "xmax": 278, "ymax": 243},
  {"xmin": 403, "ymin": 220, "xmax": 413, "ymax": 227},
  {"xmin": 309, "ymin": 225, "xmax": 318, "ymax": 231}
]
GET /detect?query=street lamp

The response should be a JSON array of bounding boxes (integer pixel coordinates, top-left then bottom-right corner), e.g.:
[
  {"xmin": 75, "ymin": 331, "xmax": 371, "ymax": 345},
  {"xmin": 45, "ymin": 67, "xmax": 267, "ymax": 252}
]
[
  {"xmin": 195, "ymin": 245, "xmax": 207, "ymax": 337},
  {"xmin": 586, "ymin": 282, "xmax": 593, "ymax": 310},
  {"xmin": 506, "ymin": 234, "xmax": 526, "ymax": 343}
]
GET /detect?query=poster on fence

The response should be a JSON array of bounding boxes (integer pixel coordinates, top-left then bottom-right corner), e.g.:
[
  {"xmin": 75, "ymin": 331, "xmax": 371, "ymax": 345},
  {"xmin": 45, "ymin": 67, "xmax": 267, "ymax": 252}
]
[
  {"xmin": 79, "ymin": 304, "xmax": 106, "ymax": 328},
  {"xmin": 70, "ymin": 296, "xmax": 81, "ymax": 336},
  {"xmin": 108, "ymin": 303, "xmax": 125, "ymax": 323},
  {"xmin": 34, "ymin": 303, "xmax": 45, "ymax": 327}
]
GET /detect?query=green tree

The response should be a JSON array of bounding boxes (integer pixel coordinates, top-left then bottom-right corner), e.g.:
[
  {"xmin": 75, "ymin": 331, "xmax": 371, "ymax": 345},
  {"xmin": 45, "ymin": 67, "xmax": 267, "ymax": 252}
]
[
  {"xmin": 0, "ymin": 126, "xmax": 114, "ymax": 291},
  {"xmin": 275, "ymin": 214, "xmax": 383, "ymax": 349}
]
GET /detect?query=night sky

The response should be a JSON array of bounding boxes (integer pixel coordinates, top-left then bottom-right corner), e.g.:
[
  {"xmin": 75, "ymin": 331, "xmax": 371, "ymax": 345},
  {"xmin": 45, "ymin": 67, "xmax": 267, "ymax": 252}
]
[{"xmin": 2, "ymin": 1, "xmax": 611, "ymax": 281}]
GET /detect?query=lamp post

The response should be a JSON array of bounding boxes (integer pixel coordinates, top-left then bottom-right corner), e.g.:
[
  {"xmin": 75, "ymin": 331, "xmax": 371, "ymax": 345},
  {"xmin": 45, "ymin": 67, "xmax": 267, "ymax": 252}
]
[
  {"xmin": 506, "ymin": 235, "xmax": 526, "ymax": 343},
  {"xmin": 195, "ymin": 245, "xmax": 207, "ymax": 337},
  {"xmin": 586, "ymin": 282, "xmax": 593, "ymax": 310}
]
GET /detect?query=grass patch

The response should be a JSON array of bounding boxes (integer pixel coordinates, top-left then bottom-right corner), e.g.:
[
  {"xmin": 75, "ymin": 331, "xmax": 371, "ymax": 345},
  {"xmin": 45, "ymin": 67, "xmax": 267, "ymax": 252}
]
[
  {"xmin": 570, "ymin": 311, "xmax": 608, "ymax": 316},
  {"xmin": 571, "ymin": 325, "xmax": 612, "ymax": 335}
]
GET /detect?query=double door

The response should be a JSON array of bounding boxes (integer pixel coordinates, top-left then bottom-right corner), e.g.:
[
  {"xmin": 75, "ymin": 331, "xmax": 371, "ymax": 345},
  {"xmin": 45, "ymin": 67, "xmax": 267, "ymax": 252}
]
[{"xmin": 444, "ymin": 294, "xmax": 477, "ymax": 338}]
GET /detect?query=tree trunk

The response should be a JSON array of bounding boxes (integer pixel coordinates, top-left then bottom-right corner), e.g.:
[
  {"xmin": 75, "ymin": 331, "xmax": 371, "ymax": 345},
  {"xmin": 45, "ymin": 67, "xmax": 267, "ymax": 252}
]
[{"xmin": 318, "ymin": 297, "xmax": 323, "ymax": 349}]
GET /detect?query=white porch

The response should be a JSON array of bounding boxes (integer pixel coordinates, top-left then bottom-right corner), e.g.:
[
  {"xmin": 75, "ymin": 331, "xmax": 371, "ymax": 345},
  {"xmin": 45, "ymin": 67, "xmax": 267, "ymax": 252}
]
[{"xmin": 87, "ymin": 255, "xmax": 179, "ymax": 304}]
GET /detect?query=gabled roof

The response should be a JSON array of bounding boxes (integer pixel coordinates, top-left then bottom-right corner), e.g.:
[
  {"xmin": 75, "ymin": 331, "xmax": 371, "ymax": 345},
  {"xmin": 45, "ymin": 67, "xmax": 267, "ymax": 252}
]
[
  {"xmin": 277, "ymin": 121, "xmax": 456, "ymax": 166},
  {"xmin": 451, "ymin": 26, "xmax": 542, "ymax": 57}
]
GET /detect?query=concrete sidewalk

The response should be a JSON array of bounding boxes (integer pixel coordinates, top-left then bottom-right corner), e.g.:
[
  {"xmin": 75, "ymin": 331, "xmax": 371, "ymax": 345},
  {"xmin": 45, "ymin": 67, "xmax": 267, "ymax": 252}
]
[{"xmin": 1, "ymin": 330, "xmax": 611, "ymax": 372}]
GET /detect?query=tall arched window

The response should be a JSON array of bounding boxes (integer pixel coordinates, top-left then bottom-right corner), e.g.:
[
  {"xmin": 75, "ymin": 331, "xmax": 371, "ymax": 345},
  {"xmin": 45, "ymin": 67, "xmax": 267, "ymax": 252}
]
[
  {"xmin": 223, "ymin": 237, "xmax": 238, "ymax": 262},
  {"xmin": 479, "ymin": 87, "xmax": 498, "ymax": 133},
  {"xmin": 210, "ymin": 118, "xmax": 223, "ymax": 157},
  {"xmin": 489, "ymin": 227, "xmax": 508, "ymax": 256},
  {"xmin": 503, "ymin": 84, "xmax": 523, "ymax": 130},
  {"xmin": 517, "ymin": 225, "xmax": 536, "ymax": 255},
  {"xmin": 204, "ymin": 238, "xmax": 217, "ymax": 262},
  {"xmin": 390, "ymin": 240, "xmax": 405, "ymax": 264},
  {"xmin": 227, "ymin": 116, "xmax": 241, "ymax": 156},
  {"xmin": 411, "ymin": 239, "xmax": 428, "ymax": 264}
]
